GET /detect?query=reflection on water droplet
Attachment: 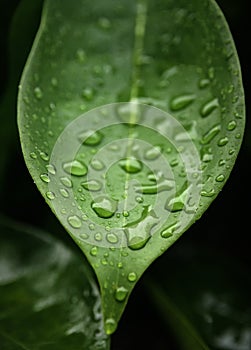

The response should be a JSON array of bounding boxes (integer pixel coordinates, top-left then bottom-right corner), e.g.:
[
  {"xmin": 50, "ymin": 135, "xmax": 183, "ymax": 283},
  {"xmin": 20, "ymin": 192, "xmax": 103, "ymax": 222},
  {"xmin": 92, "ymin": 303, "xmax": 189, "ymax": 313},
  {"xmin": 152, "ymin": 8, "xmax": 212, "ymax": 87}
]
[
  {"xmin": 63, "ymin": 160, "xmax": 87, "ymax": 176},
  {"xmin": 200, "ymin": 124, "xmax": 221, "ymax": 145},
  {"xmin": 115, "ymin": 286, "xmax": 128, "ymax": 302},
  {"xmin": 34, "ymin": 86, "xmax": 43, "ymax": 99},
  {"xmin": 216, "ymin": 174, "xmax": 225, "ymax": 182},
  {"xmin": 46, "ymin": 191, "xmax": 55, "ymax": 200},
  {"xmin": 92, "ymin": 195, "xmax": 117, "ymax": 218},
  {"xmin": 60, "ymin": 176, "xmax": 73, "ymax": 188},
  {"xmin": 105, "ymin": 318, "xmax": 117, "ymax": 335},
  {"xmin": 91, "ymin": 159, "xmax": 105, "ymax": 171},
  {"xmin": 128, "ymin": 272, "xmax": 137, "ymax": 282},
  {"xmin": 46, "ymin": 164, "xmax": 56, "ymax": 175},
  {"xmin": 170, "ymin": 94, "xmax": 195, "ymax": 111},
  {"xmin": 78, "ymin": 130, "xmax": 103, "ymax": 146},
  {"xmin": 119, "ymin": 157, "xmax": 142, "ymax": 174},
  {"xmin": 40, "ymin": 173, "xmax": 50, "ymax": 183},
  {"xmin": 106, "ymin": 233, "xmax": 118, "ymax": 244},
  {"xmin": 67, "ymin": 215, "xmax": 82, "ymax": 228},
  {"xmin": 81, "ymin": 179, "xmax": 102, "ymax": 191},
  {"xmin": 161, "ymin": 222, "xmax": 179, "ymax": 238},
  {"xmin": 200, "ymin": 98, "xmax": 219, "ymax": 118},
  {"xmin": 144, "ymin": 146, "xmax": 162, "ymax": 160},
  {"xmin": 218, "ymin": 137, "xmax": 229, "ymax": 147},
  {"xmin": 227, "ymin": 120, "xmax": 237, "ymax": 131}
]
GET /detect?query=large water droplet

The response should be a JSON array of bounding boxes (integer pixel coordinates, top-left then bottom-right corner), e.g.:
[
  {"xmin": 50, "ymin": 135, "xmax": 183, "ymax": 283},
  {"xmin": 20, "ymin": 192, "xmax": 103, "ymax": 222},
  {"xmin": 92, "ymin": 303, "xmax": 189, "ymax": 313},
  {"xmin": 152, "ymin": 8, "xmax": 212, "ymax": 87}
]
[
  {"xmin": 170, "ymin": 94, "xmax": 195, "ymax": 111},
  {"xmin": 81, "ymin": 179, "xmax": 102, "ymax": 191},
  {"xmin": 105, "ymin": 318, "xmax": 117, "ymax": 335},
  {"xmin": 63, "ymin": 160, "xmax": 87, "ymax": 176},
  {"xmin": 200, "ymin": 98, "xmax": 219, "ymax": 118},
  {"xmin": 115, "ymin": 286, "xmax": 128, "ymax": 302},
  {"xmin": 78, "ymin": 130, "xmax": 103, "ymax": 146},
  {"xmin": 119, "ymin": 157, "xmax": 142, "ymax": 174},
  {"xmin": 92, "ymin": 196, "xmax": 117, "ymax": 218},
  {"xmin": 67, "ymin": 215, "xmax": 82, "ymax": 228},
  {"xmin": 200, "ymin": 124, "xmax": 221, "ymax": 145}
]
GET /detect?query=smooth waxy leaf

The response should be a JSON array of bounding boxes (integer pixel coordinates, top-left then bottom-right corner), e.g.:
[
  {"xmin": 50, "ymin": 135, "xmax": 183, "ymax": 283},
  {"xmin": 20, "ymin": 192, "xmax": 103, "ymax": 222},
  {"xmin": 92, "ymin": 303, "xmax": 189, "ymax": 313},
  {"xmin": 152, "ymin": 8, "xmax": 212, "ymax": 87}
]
[
  {"xmin": 0, "ymin": 218, "xmax": 109, "ymax": 349},
  {"xmin": 18, "ymin": 0, "xmax": 245, "ymax": 334}
]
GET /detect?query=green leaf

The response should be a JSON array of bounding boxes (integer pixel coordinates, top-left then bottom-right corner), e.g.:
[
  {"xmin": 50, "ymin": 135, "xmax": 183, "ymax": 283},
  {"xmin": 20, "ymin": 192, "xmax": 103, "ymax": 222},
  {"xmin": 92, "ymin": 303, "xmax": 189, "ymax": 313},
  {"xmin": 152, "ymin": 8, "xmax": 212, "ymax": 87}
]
[
  {"xmin": 17, "ymin": 0, "xmax": 245, "ymax": 334},
  {"xmin": 145, "ymin": 244, "xmax": 251, "ymax": 350},
  {"xmin": 0, "ymin": 217, "xmax": 109, "ymax": 349}
]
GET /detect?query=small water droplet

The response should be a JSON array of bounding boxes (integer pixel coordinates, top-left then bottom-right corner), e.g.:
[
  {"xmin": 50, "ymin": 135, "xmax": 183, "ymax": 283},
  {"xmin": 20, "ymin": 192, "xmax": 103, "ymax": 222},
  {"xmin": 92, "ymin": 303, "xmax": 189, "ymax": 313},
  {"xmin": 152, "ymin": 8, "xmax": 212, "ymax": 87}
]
[
  {"xmin": 218, "ymin": 137, "xmax": 229, "ymax": 147},
  {"xmin": 170, "ymin": 94, "xmax": 195, "ymax": 111},
  {"xmin": 92, "ymin": 196, "xmax": 118, "ymax": 218},
  {"xmin": 67, "ymin": 215, "xmax": 82, "ymax": 228},
  {"xmin": 46, "ymin": 191, "xmax": 55, "ymax": 200},
  {"xmin": 227, "ymin": 120, "xmax": 237, "ymax": 131},
  {"xmin": 115, "ymin": 286, "xmax": 128, "ymax": 302},
  {"xmin": 63, "ymin": 160, "xmax": 87, "ymax": 176},
  {"xmin": 98, "ymin": 17, "xmax": 111, "ymax": 29},
  {"xmin": 105, "ymin": 318, "xmax": 117, "ymax": 335},
  {"xmin": 200, "ymin": 98, "xmax": 219, "ymax": 118},
  {"xmin": 117, "ymin": 103, "xmax": 141, "ymax": 124},
  {"xmin": 51, "ymin": 77, "xmax": 58, "ymax": 87},
  {"xmin": 128, "ymin": 272, "xmax": 137, "ymax": 282},
  {"xmin": 30, "ymin": 152, "xmax": 37, "ymax": 159},
  {"xmin": 161, "ymin": 222, "xmax": 179, "ymax": 238},
  {"xmin": 135, "ymin": 196, "xmax": 144, "ymax": 203},
  {"xmin": 81, "ymin": 179, "xmax": 102, "ymax": 192},
  {"xmin": 39, "ymin": 151, "xmax": 49, "ymax": 161},
  {"xmin": 90, "ymin": 159, "xmax": 105, "ymax": 171},
  {"xmin": 78, "ymin": 130, "xmax": 103, "ymax": 146},
  {"xmin": 119, "ymin": 157, "xmax": 142, "ymax": 174},
  {"xmin": 76, "ymin": 48, "xmax": 86, "ymax": 63},
  {"xmin": 200, "ymin": 124, "xmax": 221, "ymax": 144},
  {"xmin": 201, "ymin": 189, "xmax": 216, "ymax": 197},
  {"xmin": 95, "ymin": 232, "xmax": 103, "ymax": 241},
  {"xmin": 34, "ymin": 86, "xmax": 43, "ymax": 99},
  {"xmin": 216, "ymin": 174, "xmax": 225, "ymax": 182},
  {"xmin": 199, "ymin": 78, "xmax": 210, "ymax": 89},
  {"xmin": 144, "ymin": 146, "xmax": 162, "ymax": 160},
  {"xmin": 60, "ymin": 176, "xmax": 73, "ymax": 188},
  {"xmin": 59, "ymin": 188, "xmax": 69, "ymax": 198},
  {"xmin": 82, "ymin": 87, "xmax": 94, "ymax": 100},
  {"xmin": 40, "ymin": 173, "xmax": 50, "ymax": 183},
  {"xmin": 46, "ymin": 164, "xmax": 56, "ymax": 175},
  {"xmin": 208, "ymin": 67, "xmax": 215, "ymax": 80},
  {"xmin": 90, "ymin": 246, "xmax": 98, "ymax": 256},
  {"xmin": 106, "ymin": 233, "xmax": 118, "ymax": 244},
  {"xmin": 122, "ymin": 211, "xmax": 129, "ymax": 217}
]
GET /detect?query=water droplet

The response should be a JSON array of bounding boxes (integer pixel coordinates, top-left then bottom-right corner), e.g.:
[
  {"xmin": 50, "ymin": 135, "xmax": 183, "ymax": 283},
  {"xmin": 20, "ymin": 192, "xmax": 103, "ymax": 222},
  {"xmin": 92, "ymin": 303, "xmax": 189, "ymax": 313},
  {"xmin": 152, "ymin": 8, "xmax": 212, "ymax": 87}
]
[
  {"xmin": 119, "ymin": 157, "xmax": 142, "ymax": 174},
  {"xmin": 67, "ymin": 215, "xmax": 82, "ymax": 228},
  {"xmin": 106, "ymin": 233, "xmax": 118, "ymax": 244},
  {"xmin": 135, "ymin": 177, "xmax": 174, "ymax": 195},
  {"xmin": 63, "ymin": 160, "xmax": 87, "ymax": 176},
  {"xmin": 161, "ymin": 222, "xmax": 179, "ymax": 238},
  {"xmin": 90, "ymin": 246, "xmax": 98, "ymax": 256},
  {"xmin": 170, "ymin": 94, "xmax": 195, "ymax": 111},
  {"xmin": 81, "ymin": 179, "xmax": 102, "ymax": 192},
  {"xmin": 227, "ymin": 120, "xmax": 237, "ymax": 131},
  {"xmin": 200, "ymin": 98, "xmax": 219, "ymax": 118},
  {"xmin": 46, "ymin": 164, "xmax": 56, "ymax": 175},
  {"xmin": 90, "ymin": 159, "xmax": 105, "ymax": 171},
  {"xmin": 136, "ymin": 196, "xmax": 144, "ymax": 203},
  {"xmin": 39, "ymin": 151, "xmax": 49, "ymax": 161},
  {"xmin": 40, "ymin": 173, "xmax": 50, "ymax": 183},
  {"xmin": 208, "ymin": 67, "xmax": 215, "ymax": 80},
  {"xmin": 117, "ymin": 103, "xmax": 141, "ymax": 124},
  {"xmin": 59, "ymin": 188, "xmax": 69, "ymax": 198},
  {"xmin": 201, "ymin": 189, "xmax": 216, "ymax": 197},
  {"xmin": 216, "ymin": 174, "xmax": 225, "ymax": 182},
  {"xmin": 82, "ymin": 87, "xmax": 94, "ymax": 100},
  {"xmin": 200, "ymin": 124, "xmax": 221, "ymax": 144},
  {"xmin": 144, "ymin": 146, "xmax": 162, "ymax": 160},
  {"xmin": 92, "ymin": 196, "xmax": 118, "ymax": 218},
  {"xmin": 105, "ymin": 318, "xmax": 117, "ymax": 335},
  {"xmin": 46, "ymin": 191, "xmax": 55, "ymax": 200},
  {"xmin": 30, "ymin": 152, "xmax": 37, "ymax": 159},
  {"xmin": 98, "ymin": 17, "xmax": 111, "ymax": 29},
  {"xmin": 34, "ymin": 86, "xmax": 43, "ymax": 99},
  {"xmin": 51, "ymin": 77, "xmax": 58, "ymax": 87},
  {"xmin": 60, "ymin": 176, "xmax": 73, "ymax": 188},
  {"xmin": 95, "ymin": 232, "xmax": 103, "ymax": 241},
  {"xmin": 199, "ymin": 78, "xmax": 210, "ymax": 89},
  {"xmin": 115, "ymin": 286, "xmax": 128, "ymax": 302},
  {"xmin": 128, "ymin": 272, "xmax": 137, "ymax": 282},
  {"xmin": 76, "ymin": 48, "xmax": 86, "ymax": 63},
  {"xmin": 218, "ymin": 137, "xmax": 229, "ymax": 147},
  {"xmin": 165, "ymin": 189, "xmax": 187, "ymax": 212},
  {"xmin": 122, "ymin": 211, "xmax": 129, "ymax": 217},
  {"xmin": 78, "ymin": 130, "xmax": 103, "ymax": 146}
]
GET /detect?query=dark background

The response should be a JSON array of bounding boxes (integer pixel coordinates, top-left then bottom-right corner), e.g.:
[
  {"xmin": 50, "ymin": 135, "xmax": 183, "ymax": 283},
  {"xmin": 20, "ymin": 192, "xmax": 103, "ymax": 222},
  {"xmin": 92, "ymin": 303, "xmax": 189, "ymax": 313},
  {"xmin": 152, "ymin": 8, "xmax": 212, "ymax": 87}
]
[{"xmin": 0, "ymin": 1, "xmax": 250, "ymax": 349}]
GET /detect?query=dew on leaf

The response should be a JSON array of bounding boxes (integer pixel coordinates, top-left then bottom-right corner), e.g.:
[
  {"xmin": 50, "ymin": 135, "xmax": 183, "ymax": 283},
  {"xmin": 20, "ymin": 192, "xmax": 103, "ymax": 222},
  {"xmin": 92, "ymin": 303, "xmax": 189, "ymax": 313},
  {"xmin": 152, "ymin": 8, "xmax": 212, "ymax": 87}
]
[
  {"xmin": 106, "ymin": 233, "xmax": 118, "ymax": 244},
  {"xmin": 90, "ymin": 159, "xmax": 105, "ymax": 171},
  {"xmin": 30, "ymin": 152, "xmax": 37, "ymax": 159},
  {"xmin": 144, "ymin": 146, "xmax": 162, "ymax": 160},
  {"xmin": 34, "ymin": 86, "xmax": 43, "ymax": 99},
  {"xmin": 78, "ymin": 130, "xmax": 103, "ymax": 146},
  {"xmin": 115, "ymin": 286, "xmax": 128, "ymax": 302},
  {"xmin": 200, "ymin": 98, "xmax": 219, "ymax": 118},
  {"xmin": 200, "ymin": 124, "xmax": 221, "ymax": 145},
  {"xmin": 218, "ymin": 136, "xmax": 229, "ymax": 147},
  {"xmin": 63, "ymin": 160, "xmax": 87, "ymax": 176},
  {"xmin": 59, "ymin": 188, "xmax": 69, "ymax": 198},
  {"xmin": 81, "ymin": 179, "xmax": 102, "ymax": 191},
  {"xmin": 91, "ymin": 195, "xmax": 118, "ymax": 218},
  {"xmin": 127, "ymin": 272, "xmax": 137, "ymax": 282},
  {"xmin": 46, "ymin": 164, "xmax": 56, "ymax": 175},
  {"xmin": 170, "ymin": 94, "xmax": 195, "ymax": 111},
  {"xmin": 90, "ymin": 246, "xmax": 98, "ymax": 256},
  {"xmin": 40, "ymin": 173, "xmax": 50, "ymax": 183},
  {"xmin": 60, "ymin": 176, "xmax": 73, "ymax": 188},
  {"xmin": 227, "ymin": 120, "xmax": 237, "ymax": 131},
  {"xmin": 216, "ymin": 174, "xmax": 225, "ymax": 182},
  {"xmin": 119, "ymin": 157, "xmax": 142, "ymax": 174},
  {"xmin": 46, "ymin": 191, "xmax": 55, "ymax": 200},
  {"xmin": 105, "ymin": 318, "xmax": 117, "ymax": 335},
  {"xmin": 67, "ymin": 215, "xmax": 82, "ymax": 228}
]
